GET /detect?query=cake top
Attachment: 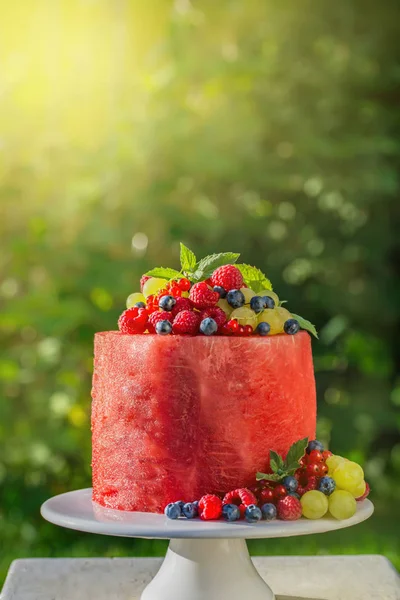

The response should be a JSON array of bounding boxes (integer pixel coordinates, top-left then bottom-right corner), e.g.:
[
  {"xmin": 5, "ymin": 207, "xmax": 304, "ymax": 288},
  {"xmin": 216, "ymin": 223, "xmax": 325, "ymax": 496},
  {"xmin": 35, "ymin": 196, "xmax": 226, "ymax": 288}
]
[{"xmin": 118, "ymin": 242, "xmax": 317, "ymax": 338}]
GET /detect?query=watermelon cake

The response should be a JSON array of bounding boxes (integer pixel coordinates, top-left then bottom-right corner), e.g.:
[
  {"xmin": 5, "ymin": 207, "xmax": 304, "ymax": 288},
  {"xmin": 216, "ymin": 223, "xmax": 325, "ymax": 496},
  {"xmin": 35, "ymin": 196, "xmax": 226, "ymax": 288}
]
[{"xmin": 91, "ymin": 245, "xmax": 319, "ymax": 513}]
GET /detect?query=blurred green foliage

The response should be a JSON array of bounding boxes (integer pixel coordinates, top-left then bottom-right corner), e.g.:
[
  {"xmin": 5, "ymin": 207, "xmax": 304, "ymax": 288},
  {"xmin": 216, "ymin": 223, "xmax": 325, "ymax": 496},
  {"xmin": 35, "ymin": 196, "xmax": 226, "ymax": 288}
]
[{"xmin": 1, "ymin": 0, "xmax": 400, "ymax": 583}]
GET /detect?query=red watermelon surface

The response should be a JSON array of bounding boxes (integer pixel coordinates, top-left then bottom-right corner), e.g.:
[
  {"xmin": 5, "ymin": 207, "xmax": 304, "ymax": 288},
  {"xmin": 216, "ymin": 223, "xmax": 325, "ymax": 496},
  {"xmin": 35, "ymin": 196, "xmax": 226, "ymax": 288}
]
[{"xmin": 91, "ymin": 331, "xmax": 316, "ymax": 512}]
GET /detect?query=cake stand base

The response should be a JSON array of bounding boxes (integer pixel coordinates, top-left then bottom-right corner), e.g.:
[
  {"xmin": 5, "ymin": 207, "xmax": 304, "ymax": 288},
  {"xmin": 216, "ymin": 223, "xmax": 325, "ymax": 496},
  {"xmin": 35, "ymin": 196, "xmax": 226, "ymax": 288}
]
[{"xmin": 141, "ymin": 538, "xmax": 274, "ymax": 600}]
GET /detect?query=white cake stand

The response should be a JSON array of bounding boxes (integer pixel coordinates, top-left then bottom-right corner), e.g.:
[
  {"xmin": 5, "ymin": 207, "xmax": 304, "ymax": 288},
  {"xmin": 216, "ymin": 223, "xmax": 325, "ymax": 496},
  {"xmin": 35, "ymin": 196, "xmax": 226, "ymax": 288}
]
[{"xmin": 41, "ymin": 488, "xmax": 373, "ymax": 600}]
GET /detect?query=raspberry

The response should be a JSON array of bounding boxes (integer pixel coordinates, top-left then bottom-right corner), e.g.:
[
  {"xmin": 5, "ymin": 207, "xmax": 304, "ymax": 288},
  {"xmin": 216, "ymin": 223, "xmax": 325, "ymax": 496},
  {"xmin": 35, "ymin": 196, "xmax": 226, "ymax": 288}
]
[
  {"xmin": 200, "ymin": 306, "xmax": 227, "ymax": 329},
  {"xmin": 297, "ymin": 476, "xmax": 318, "ymax": 497},
  {"xmin": 222, "ymin": 488, "xmax": 257, "ymax": 509},
  {"xmin": 171, "ymin": 297, "xmax": 192, "ymax": 318},
  {"xmin": 172, "ymin": 310, "xmax": 201, "ymax": 335},
  {"xmin": 118, "ymin": 307, "xmax": 148, "ymax": 334},
  {"xmin": 148, "ymin": 311, "xmax": 173, "ymax": 332},
  {"xmin": 189, "ymin": 282, "xmax": 219, "ymax": 310},
  {"xmin": 276, "ymin": 495, "xmax": 302, "ymax": 520},
  {"xmin": 140, "ymin": 275, "xmax": 151, "ymax": 292},
  {"xmin": 198, "ymin": 494, "xmax": 222, "ymax": 520},
  {"xmin": 210, "ymin": 265, "xmax": 244, "ymax": 292}
]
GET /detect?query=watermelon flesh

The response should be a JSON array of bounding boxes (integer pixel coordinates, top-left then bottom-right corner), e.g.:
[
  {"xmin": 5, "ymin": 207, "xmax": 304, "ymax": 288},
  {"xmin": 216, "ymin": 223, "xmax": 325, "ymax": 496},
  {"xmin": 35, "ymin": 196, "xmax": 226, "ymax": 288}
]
[{"xmin": 91, "ymin": 331, "xmax": 316, "ymax": 512}]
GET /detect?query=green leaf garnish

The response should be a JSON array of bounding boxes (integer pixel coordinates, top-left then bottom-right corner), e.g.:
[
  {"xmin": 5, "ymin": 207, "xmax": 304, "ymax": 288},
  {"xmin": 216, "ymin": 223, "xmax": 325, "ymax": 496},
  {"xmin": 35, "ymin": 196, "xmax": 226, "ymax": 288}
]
[
  {"xmin": 284, "ymin": 437, "xmax": 308, "ymax": 471},
  {"xmin": 191, "ymin": 252, "xmax": 240, "ymax": 281},
  {"xmin": 256, "ymin": 471, "xmax": 282, "ymax": 482},
  {"xmin": 145, "ymin": 267, "xmax": 182, "ymax": 279},
  {"xmin": 236, "ymin": 264, "xmax": 272, "ymax": 293},
  {"xmin": 269, "ymin": 450, "xmax": 285, "ymax": 473},
  {"xmin": 291, "ymin": 314, "xmax": 318, "ymax": 339},
  {"xmin": 256, "ymin": 437, "xmax": 309, "ymax": 482},
  {"xmin": 180, "ymin": 243, "xmax": 197, "ymax": 273}
]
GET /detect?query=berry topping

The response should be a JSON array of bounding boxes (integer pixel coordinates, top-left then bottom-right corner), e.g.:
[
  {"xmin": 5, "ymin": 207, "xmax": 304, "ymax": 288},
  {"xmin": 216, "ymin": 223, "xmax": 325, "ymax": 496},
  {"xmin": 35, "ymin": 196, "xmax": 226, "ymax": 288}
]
[
  {"xmin": 227, "ymin": 318, "xmax": 239, "ymax": 332},
  {"xmin": 276, "ymin": 495, "xmax": 302, "ymax": 521},
  {"xmin": 306, "ymin": 440, "xmax": 324, "ymax": 454},
  {"xmin": 164, "ymin": 502, "xmax": 181, "ymax": 519},
  {"xmin": 282, "ymin": 475, "xmax": 298, "ymax": 493},
  {"xmin": 257, "ymin": 322, "xmax": 271, "ymax": 336},
  {"xmin": 257, "ymin": 307, "xmax": 291, "ymax": 335},
  {"xmin": 262, "ymin": 295, "xmax": 276, "ymax": 309},
  {"xmin": 200, "ymin": 317, "xmax": 218, "ymax": 336},
  {"xmin": 118, "ymin": 307, "xmax": 148, "ymax": 334},
  {"xmin": 155, "ymin": 320, "xmax": 173, "ymax": 335},
  {"xmin": 250, "ymin": 296, "xmax": 266, "ymax": 314},
  {"xmin": 200, "ymin": 306, "xmax": 227, "ymax": 329},
  {"xmin": 261, "ymin": 503, "xmax": 277, "ymax": 521},
  {"xmin": 244, "ymin": 504, "xmax": 262, "ymax": 523},
  {"xmin": 300, "ymin": 490, "xmax": 329, "ymax": 519},
  {"xmin": 210, "ymin": 264, "xmax": 244, "ymax": 292},
  {"xmin": 182, "ymin": 502, "xmax": 198, "ymax": 518},
  {"xmin": 213, "ymin": 285, "xmax": 227, "ymax": 298},
  {"xmin": 222, "ymin": 503, "xmax": 241, "ymax": 521},
  {"xmin": 306, "ymin": 462, "xmax": 322, "ymax": 477},
  {"xmin": 297, "ymin": 476, "xmax": 318, "ymax": 497},
  {"xmin": 135, "ymin": 302, "xmax": 146, "ymax": 308},
  {"xmin": 172, "ymin": 310, "xmax": 201, "ymax": 335},
  {"xmin": 189, "ymin": 282, "xmax": 219, "ymax": 309},
  {"xmin": 308, "ymin": 449, "xmax": 324, "ymax": 463},
  {"xmin": 259, "ymin": 488, "xmax": 275, "ymax": 504},
  {"xmin": 318, "ymin": 476, "xmax": 336, "ymax": 496},
  {"xmin": 126, "ymin": 292, "xmax": 146, "ymax": 308},
  {"xmin": 177, "ymin": 278, "xmax": 191, "ymax": 291},
  {"xmin": 159, "ymin": 295, "xmax": 177, "ymax": 311},
  {"xmin": 170, "ymin": 296, "xmax": 192, "ymax": 317},
  {"xmin": 198, "ymin": 494, "xmax": 223, "ymax": 520},
  {"xmin": 284, "ymin": 318, "xmax": 300, "ymax": 335},
  {"xmin": 226, "ymin": 289, "xmax": 245, "ymax": 309},
  {"xmin": 244, "ymin": 324, "xmax": 254, "ymax": 336},
  {"xmin": 273, "ymin": 484, "xmax": 287, "ymax": 501},
  {"xmin": 222, "ymin": 488, "xmax": 257, "ymax": 509},
  {"xmin": 148, "ymin": 311, "xmax": 173, "ymax": 332}
]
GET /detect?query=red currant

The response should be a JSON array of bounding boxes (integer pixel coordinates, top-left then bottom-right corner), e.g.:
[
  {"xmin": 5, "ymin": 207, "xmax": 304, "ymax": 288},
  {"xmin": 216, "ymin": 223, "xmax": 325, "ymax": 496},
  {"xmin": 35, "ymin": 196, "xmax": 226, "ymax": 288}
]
[
  {"xmin": 244, "ymin": 325, "xmax": 253, "ymax": 336},
  {"xmin": 273, "ymin": 484, "xmax": 287, "ymax": 501},
  {"xmin": 322, "ymin": 450, "xmax": 333, "ymax": 461},
  {"xmin": 319, "ymin": 463, "xmax": 329, "ymax": 476},
  {"xmin": 309, "ymin": 450, "xmax": 324, "ymax": 463},
  {"xmin": 259, "ymin": 488, "xmax": 275, "ymax": 504},
  {"xmin": 178, "ymin": 278, "xmax": 191, "ymax": 291},
  {"xmin": 299, "ymin": 456, "xmax": 308, "ymax": 467},
  {"xmin": 170, "ymin": 286, "xmax": 182, "ymax": 297},
  {"xmin": 238, "ymin": 325, "xmax": 245, "ymax": 336},
  {"xmin": 306, "ymin": 462, "xmax": 321, "ymax": 477},
  {"xmin": 220, "ymin": 324, "xmax": 232, "ymax": 336},
  {"xmin": 227, "ymin": 319, "xmax": 239, "ymax": 332}
]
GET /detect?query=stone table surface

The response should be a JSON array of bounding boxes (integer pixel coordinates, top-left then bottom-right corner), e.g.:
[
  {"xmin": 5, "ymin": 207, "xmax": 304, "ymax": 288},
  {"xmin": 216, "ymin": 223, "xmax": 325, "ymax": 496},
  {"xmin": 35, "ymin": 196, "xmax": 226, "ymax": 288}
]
[{"xmin": 1, "ymin": 555, "xmax": 399, "ymax": 600}]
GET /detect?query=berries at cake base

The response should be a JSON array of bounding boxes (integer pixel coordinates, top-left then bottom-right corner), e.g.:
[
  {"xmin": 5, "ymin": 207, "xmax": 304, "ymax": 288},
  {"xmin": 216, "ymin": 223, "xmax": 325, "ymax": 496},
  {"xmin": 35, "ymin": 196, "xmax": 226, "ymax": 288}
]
[
  {"xmin": 148, "ymin": 310, "xmax": 173, "ymax": 332},
  {"xmin": 198, "ymin": 494, "xmax": 222, "ymax": 520},
  {"xmin": 276, "ymin": 495, "xmax": 302, "ymax": 521},
  {"xmin": 222, "ymin": 488, "xmax": 258, "ymax": 512},
  {"xmin": 210, "ymin": 265, "xmax": 244, "ymax": 292},
  {"xmin": 200, "ymin": 306, "xmax": 227, "ymax": 329},
  {"xmin": 171, "ymin": 296, "xmax": 192, "ymax": 318},
  {"xmin": 118, "ymin": 307, "xmax": 148, "ymax": 334}
]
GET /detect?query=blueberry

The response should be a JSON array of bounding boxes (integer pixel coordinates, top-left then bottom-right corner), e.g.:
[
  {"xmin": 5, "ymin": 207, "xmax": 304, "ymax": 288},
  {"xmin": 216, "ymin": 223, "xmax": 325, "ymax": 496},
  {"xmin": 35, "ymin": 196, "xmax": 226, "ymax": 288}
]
[
  {"xmin": 155, "ymin": 320, "xmax": 172, "ymax": 335},
  {"xmin": 213, "ymin": 286, "xmax": 227, "ymax": 298},
  {"xmin": 282, "ymin": 475, "xmax": 298, "ymax": 493},
  {"xmin": 200, "ymin": 317, "xmax": 218, "ymax": 336},
  {"xmin": 164, "ymin": 503, "xmax": 181, "ymax": 519},
  {"xmin": 318, "ymin": 476, "xmax": 336, "ymax": 496},
  {"xmin": 262, "ymin": 295, "xmax": 276, "ymax": 309},
  {"xmin": 283, "ymin": 318, "xmax": 300, "ymax": 335},
  {"xmin": 134, "ymin": 301, "xmax": 146, "ymax": 309},
  {"xmin": 244, "ymin": 504, "xmax": 262, "ymax": 523},
  {"xmin": 257, "ymin": 322, "xmax": 271, "ymax": 336},
  {"xmin": 158, "ymin": 295, "xmax": 177, "ymax": 311},
  {"xmin": 287, "ymin": 492, "xmax": 300, "ymax": 499},
  {"xmin": 261, "ymin": 503, "xmax": 277, "ymax": 521},
  {"xmin": 192, "ymin": 500, "xmax": 199, "ymax": 516},
  {"xmin": 175, "ymin": 501, "xmax": 185, "ymax": 512},
  {"xmin": 222, "ymin": 503, "xmax": 241, "ymax": 522},
  {"xmin": 250, "ymin": 296, "xmax": 266, "ymax": 314},
  {"xmin": 306, "ymin": 440, "xmax": 324, "ymax": 454},
  {"xmin": 226, "ymin": 289, "xmax": 245, "ymax": 309},
  {"xmin": 182, "ymin": 502, "xmax": 197, "ymax": 518}
]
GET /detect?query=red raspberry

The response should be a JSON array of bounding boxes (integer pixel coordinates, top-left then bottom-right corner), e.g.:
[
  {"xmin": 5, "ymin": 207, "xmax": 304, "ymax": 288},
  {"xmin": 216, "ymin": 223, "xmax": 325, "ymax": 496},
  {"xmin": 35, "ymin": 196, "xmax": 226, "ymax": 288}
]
[
  {"xmin": 171, "ymin": 297, "xmax": 192, "ymax": 318},
  {"xmin": 297, "ymin": 476, "xmax": 318, "ymax": 497},
  {"xmin": 148, "ymin": 311, "xmax": 173, "ymax": 332},
  {"xmin": 222, "ymin": 488, "xmax": 257, "ymax": 508},
  {"xmin": 356, "ymin": 482, "xmax": 370, "ymax": 502},
  {"xmin": 210, "ymin": 265, "xmax": 244, "ymax": 292},
  {"xmin": 118, "ymin": 307, "xmax": 148, "ymax": 334},
  {"xmin": 189, "ymin": 282, "xmax": 219, "ymax": 309},
  {"xmin": 276, "ymin": 495, "xmax": 302, "ymax": 521},
  {"xmin": 140, "ymin": 275, "xmax": 151, "ymax": 291},
  {"xmin": 200, "ymin": 306, "xmax": 227, "ymax": 329},
  {"xmin": 172, "ymin": 310, "xmax": 201, "ymax": 335},
  {"xmin": 198, "ymin": 494, "xmax": 222, "ymax": 520}
]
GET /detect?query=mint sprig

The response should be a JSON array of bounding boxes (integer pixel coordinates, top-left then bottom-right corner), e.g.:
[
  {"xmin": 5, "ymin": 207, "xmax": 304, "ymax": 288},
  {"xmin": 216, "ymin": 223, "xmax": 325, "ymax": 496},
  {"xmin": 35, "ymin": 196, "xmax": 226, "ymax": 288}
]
[
  {"xmin": 236, "ymin": 264, "xmax": 272, "ymax": 293},
  {"xmin": 291, "ymin": 314, "xmax": 318, "ymax": 339},
  {"xmin": 191, "ymin": 252, "xmax": 240, "ymax": 281},
  {"xmin": 145, "ymin": 267, "xmax": 182, "ymax": 279},
  {"xmin": 256, "ymin": 437, "xmax": 308, "ymax": 482},
  {"xmin": 180, "ymin": 242, "xmax": 197, "ymax": 273}
]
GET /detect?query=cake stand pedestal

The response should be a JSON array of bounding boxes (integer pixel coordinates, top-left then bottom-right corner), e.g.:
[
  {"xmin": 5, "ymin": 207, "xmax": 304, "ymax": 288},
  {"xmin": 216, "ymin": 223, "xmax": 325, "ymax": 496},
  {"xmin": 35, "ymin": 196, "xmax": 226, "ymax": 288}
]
[{"xmin": 41, "ymin": 489, "xmax": 373, "ymax": 600}]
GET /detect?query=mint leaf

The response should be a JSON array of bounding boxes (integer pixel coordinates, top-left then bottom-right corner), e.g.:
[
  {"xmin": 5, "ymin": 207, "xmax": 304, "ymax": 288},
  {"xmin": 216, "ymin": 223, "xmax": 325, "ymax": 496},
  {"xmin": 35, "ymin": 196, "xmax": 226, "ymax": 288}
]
[
  {"xmin": 236, "ymin": 264, "xmax": 273, "ymax": 293},
  {"xmin": 256, "ymin": 472, "xmax": 282, "ymax": 482},
  {"xmin": 180, "ymin": 243, "xmax": 197, "ymax": 273},
  {"xmin": 291, "ymin": 314, "xmax": 318, "ymax": 339},
  {"xmin": 145, "ymin": 267, "xmax": 182, "ymax": 279},
  {"xmin": 270, "ymin": 450, "xmax": 284, "ymax": 473},
  {"xmin": 284, "ymin": 437, "xmax": 308, "ymax": 471},
  {"xmin": 191, "ymin": 252, "xmax": 240, "ymax": 281}
]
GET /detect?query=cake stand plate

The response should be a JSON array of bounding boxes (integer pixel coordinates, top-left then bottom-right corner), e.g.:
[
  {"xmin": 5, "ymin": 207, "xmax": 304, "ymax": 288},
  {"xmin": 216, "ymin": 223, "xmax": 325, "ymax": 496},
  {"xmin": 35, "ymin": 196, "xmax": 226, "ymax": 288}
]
[{"xmin": 41, "ymin": 489, "xmax": 373, "ymax": 600}]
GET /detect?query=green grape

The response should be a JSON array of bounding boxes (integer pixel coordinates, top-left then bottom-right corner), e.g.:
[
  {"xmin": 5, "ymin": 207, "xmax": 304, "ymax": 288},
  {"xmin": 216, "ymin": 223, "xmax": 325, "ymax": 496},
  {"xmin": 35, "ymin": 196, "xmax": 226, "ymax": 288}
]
[
  {"xmin": 326, "ymin": 454, "xmax": 345, "ymax": 475},
  {"xmin": 351, "ymin": 479, "xmax": 366, "ymax": 499},
  {"xmin": 126, "ymin": 292, "xmax": 146, "ymax": 308},
  {"xmin": 142, "ymin": 277, "xmax": 168, "ymax": 298},
  {"xmin": 258, "ymin": 290, "xmax": 280, "ymax": 306},
  {"xmin": 328, "ymin": 490, "xmax": 357, "ymax": 520},
  {"xmin": 257, "ymin": 307, "xmax": 291, "ymax": 335},
  {"xmin": 217, "ymin": 298, "xmax": 233, "ymax": 318},
  {"xmin": 332, "ymin": 461, "xmax": 364, "ymax": 494},
  {"xmin": 240, "ymin": 287, "xmax": 256, "ymax": 304},
  {"xmin": 230, "ymin": 307, "xmax": 258, "ymax": 328},
  {"xmin": 300, "ymin": 490, "xmax": 329, "ymax": 519}
]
